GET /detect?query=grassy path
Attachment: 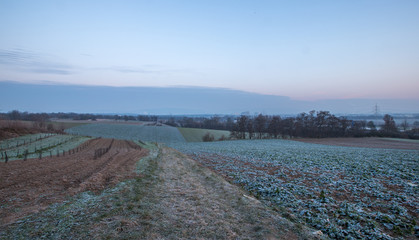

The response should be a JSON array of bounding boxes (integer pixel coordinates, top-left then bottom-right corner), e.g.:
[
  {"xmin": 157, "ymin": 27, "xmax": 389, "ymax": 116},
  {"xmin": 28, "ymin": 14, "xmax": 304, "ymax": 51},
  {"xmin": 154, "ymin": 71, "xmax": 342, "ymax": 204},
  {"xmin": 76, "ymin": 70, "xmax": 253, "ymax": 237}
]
[
  {"xmin": 1, "ymin": 145, "xmax": 318, "ymax": 239},
  {"xmin": 134, "ymin": 147, "xmax": 316, "ymax": 239}
]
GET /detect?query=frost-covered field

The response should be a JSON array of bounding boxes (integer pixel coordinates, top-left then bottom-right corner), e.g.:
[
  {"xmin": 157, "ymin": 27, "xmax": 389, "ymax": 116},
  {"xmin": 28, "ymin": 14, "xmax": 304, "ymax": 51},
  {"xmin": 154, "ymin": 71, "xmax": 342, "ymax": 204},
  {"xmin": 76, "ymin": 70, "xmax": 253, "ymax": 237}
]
[
  {"xmin": 66, "ymin": 123, "xmax": 186, "ymax": 143},
  {"xmin": 0, "ymin": 134, "xmax": 90, "ymax": 161},
  {"xmin": 169, "ymin": 139, "xmax": 419, "ymax": 239}
]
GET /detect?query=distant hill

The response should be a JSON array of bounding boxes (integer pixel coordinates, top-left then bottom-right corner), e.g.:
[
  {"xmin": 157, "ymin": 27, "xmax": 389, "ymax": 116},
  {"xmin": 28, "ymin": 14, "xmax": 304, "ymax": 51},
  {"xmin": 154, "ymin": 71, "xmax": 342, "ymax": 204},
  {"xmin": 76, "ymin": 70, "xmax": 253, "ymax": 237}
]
[{"xmin": 1, "ymin": 81, "xmax": 418, "ymax": 114}]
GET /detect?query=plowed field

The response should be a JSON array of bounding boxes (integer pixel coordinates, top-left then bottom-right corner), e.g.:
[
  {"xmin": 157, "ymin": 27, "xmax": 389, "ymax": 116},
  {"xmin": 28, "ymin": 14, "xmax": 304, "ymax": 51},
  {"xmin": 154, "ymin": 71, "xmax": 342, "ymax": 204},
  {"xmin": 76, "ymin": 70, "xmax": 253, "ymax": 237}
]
[{"xmin": 0, "ymin": 138, "xmax": 147, "ymax": 226}]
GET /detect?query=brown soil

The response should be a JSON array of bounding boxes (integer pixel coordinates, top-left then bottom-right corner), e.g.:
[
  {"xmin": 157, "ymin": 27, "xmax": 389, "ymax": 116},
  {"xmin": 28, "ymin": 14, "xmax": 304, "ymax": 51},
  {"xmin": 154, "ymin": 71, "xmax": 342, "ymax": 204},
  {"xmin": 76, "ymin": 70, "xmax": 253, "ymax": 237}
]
[
  {"xmin": 0, "ymin": 144, "xmax": 320, "ymax": 239},
  {"xmin": 293, "ymin": 137, "xmax": 419, "ymax": 150},
  {"xmin": 0, "ymin": 138, "xmax": 147, "ymax": 226}
]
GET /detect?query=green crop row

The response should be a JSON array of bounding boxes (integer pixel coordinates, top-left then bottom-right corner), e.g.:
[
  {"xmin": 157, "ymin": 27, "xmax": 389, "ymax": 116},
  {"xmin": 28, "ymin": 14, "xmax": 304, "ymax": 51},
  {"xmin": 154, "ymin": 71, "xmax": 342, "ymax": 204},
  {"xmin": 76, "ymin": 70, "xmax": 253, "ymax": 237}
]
[
  {"xmin": 65, "ymin": 123, "xmax": 186, "ymax": 143},
  {"xmin": 0, "ymin": 134, "xmax": 90, "ymax": 161},
  {"xmin": 169, "ymin": 139, "xmax": 419, "ymax": 239}
]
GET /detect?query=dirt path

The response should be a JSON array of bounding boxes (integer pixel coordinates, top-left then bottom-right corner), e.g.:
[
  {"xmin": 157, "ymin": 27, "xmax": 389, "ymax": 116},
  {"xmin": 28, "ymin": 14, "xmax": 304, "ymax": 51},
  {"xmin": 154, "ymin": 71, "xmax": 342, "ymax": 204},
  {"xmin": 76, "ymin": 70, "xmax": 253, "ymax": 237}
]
[
  {"xmin": 0, "ymin": 138, "xmax": 147, "ymax": 226},
  {"xmin": 135, "ymin": 147, "xmax": 316, "ymax": 239},
  {"xmin": 1, "ymin": 144, "xmax": 318, "ymax": 239}
]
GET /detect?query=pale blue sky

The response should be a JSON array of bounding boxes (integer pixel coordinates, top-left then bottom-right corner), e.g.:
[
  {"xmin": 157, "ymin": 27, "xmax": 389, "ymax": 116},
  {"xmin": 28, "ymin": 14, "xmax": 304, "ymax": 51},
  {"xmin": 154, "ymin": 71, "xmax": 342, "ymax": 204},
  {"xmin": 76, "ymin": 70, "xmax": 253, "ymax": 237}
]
[{"xmin": 1, "ymin": 0, "xmax": 418, "ymax": 100}]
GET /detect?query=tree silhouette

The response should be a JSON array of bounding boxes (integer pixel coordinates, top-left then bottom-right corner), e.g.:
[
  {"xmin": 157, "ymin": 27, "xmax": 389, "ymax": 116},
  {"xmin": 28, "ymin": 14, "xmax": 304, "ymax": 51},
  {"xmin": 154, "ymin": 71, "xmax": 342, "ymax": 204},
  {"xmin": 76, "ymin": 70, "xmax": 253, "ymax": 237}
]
[{"xmin": 382, "ymin": 114, "xmax": 397, "ymax": 133}]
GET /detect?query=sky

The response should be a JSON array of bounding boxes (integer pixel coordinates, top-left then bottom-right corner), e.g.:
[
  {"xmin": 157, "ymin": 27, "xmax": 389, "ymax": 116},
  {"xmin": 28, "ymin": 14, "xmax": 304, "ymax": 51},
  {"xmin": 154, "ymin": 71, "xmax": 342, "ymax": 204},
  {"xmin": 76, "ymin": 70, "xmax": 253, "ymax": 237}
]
[
  {"xmin": 2, "ymin": 82, "xmax": 418, "ymax": 114},
  {"xmin": 0, "ymin": 0, "xmax": 418, "ymax": 101}
]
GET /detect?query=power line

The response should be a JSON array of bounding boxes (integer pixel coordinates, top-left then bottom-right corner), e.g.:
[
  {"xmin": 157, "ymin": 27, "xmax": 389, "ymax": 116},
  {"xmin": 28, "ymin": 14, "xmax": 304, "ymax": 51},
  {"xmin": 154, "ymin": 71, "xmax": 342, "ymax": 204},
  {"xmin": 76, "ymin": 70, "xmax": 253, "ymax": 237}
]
[{"xmin": 373, "ymin": 103, "xmax": 380, "ymax": 116}]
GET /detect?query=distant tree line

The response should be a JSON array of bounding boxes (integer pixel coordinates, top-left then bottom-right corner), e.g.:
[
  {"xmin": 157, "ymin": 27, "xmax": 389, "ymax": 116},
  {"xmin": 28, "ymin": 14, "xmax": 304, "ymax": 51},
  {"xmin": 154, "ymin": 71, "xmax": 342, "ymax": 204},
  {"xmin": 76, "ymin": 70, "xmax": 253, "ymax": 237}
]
[
  {"xmin": 0, "ymin": 111, "xmax": 160, "ymax": 122},
  {"xmin": 1, "ymin": 110, "xmax": 418, "ymax": 139},
  {"xmin": 162, "ymin": 111, "xmax": 419, "ymax": 139},
  {"xmin": 170, "ymin": 116, "xmax": 235, "ymax": 130},
  {"xmin": 228, "ymin": 111, "xmax": 419, "ymax": 139},
  {"xmin": 1, "ymin": 110, "xmax": 50, "ymax": 122}
]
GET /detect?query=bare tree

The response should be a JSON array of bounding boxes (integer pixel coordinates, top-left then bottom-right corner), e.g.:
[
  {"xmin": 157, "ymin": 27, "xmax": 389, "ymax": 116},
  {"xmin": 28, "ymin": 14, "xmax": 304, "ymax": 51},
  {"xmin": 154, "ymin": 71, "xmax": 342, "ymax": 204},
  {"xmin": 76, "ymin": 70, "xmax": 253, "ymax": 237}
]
[
  {"xmin": 382, "ymin": 114, "xmax": 398, "ymax": 133},
  {"xmin": 254, "ymin": 114, "xmax": 267, "ymax": 139},
  {"xmin": 202, "ymin": 132, "xmax": 215, "ymax": 142},
  {"xmin": 367, "ymin": 121, "xmax": 376, "ymax": 131},
  {"xmin": 268, "ymin": 116, "xmax": 281, "ymax": 138},
  {"xmin": 247, "ymin": 118, "xmax": 254, "ymax": 139},
  {"xmin": 237, "ymin": 115, "xmax": 248, "ymax": 139},
  {"xmin": 400, "ymin": 119, "xmax": 409, "ymax": 132}
]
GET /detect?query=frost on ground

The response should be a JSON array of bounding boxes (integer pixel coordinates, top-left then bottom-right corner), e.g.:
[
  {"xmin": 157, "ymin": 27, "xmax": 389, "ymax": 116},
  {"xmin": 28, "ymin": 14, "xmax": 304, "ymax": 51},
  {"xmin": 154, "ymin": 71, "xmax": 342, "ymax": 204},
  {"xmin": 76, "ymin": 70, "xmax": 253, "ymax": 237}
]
[
  {"xmin": 132, "ymin": 147, "xmax": 314, "ymax": 239},
  {"xmin": 0, "ymin": 138, "xmax": 147, "ymax": 225},
  {"xmin": 169, "ymin": 139, "xmax": 419, "ymax": 239},
  {"xmin": 0, "ymin": 133, "xmax": 90, "ymax": 161},
  {"xmin": 0, "ymin": 144, "xmax": 318, "ymax": 239},
  {"xmin": 65, "ymin": 123, "xmax": 186, "ymax": 143}
]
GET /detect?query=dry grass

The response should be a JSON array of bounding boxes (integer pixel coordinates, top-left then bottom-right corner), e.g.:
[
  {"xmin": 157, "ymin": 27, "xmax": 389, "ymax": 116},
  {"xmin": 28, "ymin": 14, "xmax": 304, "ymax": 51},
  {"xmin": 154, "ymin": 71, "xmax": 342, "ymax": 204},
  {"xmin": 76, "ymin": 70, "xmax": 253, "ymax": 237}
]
[
  {"xmin": 131, "ymin": 147, "xmax": 317, "ymax": 239},
  {"xmin": 0, "ymin": 120, "xmax": 66, "ymax": 140},
  {"xmin": 1, "ymin": 144, "xmax": 320, "ymax": 239}
]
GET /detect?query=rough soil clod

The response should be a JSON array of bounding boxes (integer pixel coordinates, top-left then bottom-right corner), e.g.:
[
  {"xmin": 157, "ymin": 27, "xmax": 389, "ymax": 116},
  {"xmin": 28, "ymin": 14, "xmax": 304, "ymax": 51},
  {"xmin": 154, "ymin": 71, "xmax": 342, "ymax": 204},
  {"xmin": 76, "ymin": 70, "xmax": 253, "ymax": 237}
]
[
  {"xmin": 0, "ymin": 138, "xmax": 147, "ymax": 226},
  {"xmin": 1, "ymin": 140, "xmax": 319, "ymax": 239}
]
